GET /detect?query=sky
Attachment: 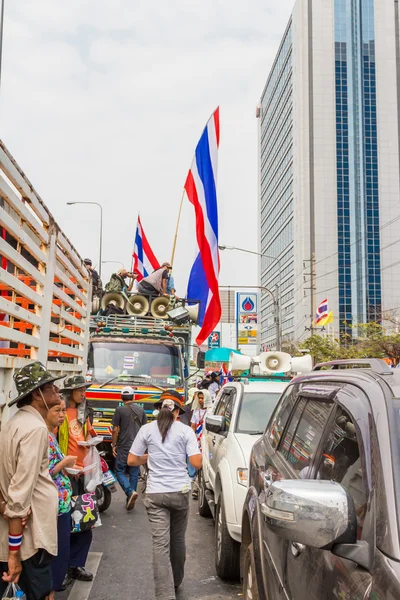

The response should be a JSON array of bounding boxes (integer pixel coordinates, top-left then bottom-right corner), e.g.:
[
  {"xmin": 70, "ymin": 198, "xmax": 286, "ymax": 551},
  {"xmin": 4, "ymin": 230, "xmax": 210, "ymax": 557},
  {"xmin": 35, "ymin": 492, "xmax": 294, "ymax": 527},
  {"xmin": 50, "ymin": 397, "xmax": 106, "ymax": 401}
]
[{"xmin": 0, "ymin": 0, "xmax": 293, "ymax": 293}]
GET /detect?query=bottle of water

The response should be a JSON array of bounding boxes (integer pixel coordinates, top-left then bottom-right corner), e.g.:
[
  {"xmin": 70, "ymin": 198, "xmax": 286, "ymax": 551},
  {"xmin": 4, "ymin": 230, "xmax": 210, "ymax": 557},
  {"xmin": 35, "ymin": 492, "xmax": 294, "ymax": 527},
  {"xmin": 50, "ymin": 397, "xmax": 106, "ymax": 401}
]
[{"xmin": 15, "ymin": 590, "xmax": 27, "ymax": 600}]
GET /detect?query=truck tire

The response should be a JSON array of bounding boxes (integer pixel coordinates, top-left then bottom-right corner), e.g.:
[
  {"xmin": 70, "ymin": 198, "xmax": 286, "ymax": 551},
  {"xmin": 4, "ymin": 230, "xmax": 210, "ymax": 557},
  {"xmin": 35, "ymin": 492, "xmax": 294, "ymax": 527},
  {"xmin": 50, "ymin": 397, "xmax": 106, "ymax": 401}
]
[
  {"xmin": 198, "ymin": 470, "xmax": 212, "ymax": 518},
  {"xmin": 243, "ymin": 542, "xmax": 260, "ymax": 600},
  {"xmin": 215, "ymin": 494, "xmax": 240, "ymax": 580}
]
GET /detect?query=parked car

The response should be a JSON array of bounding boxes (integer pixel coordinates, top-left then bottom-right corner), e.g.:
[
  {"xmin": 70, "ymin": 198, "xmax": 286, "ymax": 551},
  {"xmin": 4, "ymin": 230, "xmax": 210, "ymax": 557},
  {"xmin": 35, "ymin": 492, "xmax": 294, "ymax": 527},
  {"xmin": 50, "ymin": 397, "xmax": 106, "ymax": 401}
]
[
  {"xmin": 200, "ymin": 377, "xmax": 290, "ymax": 580},
  {"xmin": 241, "ymin": 359, "xmax": 400, "ymax": 600}
]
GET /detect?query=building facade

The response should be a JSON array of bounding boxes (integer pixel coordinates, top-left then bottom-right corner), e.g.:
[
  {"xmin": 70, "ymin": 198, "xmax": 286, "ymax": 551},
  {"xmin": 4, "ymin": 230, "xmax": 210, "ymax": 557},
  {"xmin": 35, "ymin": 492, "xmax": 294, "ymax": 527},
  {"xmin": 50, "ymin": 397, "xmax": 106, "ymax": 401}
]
[{"xmin": 259, "ymin": 0, "xmax": 400, "ymax": 348}]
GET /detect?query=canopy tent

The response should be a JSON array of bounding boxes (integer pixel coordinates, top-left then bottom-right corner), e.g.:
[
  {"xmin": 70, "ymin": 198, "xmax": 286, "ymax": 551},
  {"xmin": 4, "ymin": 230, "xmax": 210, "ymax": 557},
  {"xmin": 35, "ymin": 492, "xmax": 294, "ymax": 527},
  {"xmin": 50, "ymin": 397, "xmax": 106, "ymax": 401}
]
[{"xmin": 205, "ymin": 347, "xmax": 241, "ymax": 363}]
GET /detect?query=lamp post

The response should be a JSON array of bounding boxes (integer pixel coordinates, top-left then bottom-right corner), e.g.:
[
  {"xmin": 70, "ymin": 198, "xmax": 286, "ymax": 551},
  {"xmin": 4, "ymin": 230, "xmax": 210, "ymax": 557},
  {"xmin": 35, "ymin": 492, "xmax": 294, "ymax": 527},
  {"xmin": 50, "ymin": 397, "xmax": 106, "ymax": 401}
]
[
  {"xmin": 102, "ymin": 261, "xmax": 124, "ymax": 269},
  {"xmin": 0, "ymin": 0, "xmax": 5, "ymax": 100},
  {"xmin": 218, "ymin": 245, "xmax": 282, "ymax": 350},
  {"xmin": 219, "ymin": 285, "xmax": 281, "ymax": 351},
  {"xmin": 67, "ymin": 202, "xmax": 103, "ymax": 278}
]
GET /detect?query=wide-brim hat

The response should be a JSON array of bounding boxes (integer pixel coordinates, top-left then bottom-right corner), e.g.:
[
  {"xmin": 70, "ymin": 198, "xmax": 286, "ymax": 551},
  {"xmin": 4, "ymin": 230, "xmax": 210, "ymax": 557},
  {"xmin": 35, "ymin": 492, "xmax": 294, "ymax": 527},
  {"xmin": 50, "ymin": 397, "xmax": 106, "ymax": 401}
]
[
  {"xmin": 9, "ymin": 361, "xmax": 64, "ymax": 407},
  {"xmin": 60, "ymin": 374, "xmax": 91, "ymax": 392},
  {"xmin": 154, "ymin": 389, "xmax": 185, "ymax": 415}
]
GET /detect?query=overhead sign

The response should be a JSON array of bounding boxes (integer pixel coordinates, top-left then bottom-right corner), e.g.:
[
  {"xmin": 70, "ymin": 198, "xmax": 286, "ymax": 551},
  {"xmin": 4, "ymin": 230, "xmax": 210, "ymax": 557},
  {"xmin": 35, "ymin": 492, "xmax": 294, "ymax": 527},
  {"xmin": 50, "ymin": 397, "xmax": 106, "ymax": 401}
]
[
  {"xmin": 208, "ymin": 331, "xmax": 221, "ymax": 349},
  {"xmin": 236, "ymin": 293, "xmax": 259, "ymax": 346}
]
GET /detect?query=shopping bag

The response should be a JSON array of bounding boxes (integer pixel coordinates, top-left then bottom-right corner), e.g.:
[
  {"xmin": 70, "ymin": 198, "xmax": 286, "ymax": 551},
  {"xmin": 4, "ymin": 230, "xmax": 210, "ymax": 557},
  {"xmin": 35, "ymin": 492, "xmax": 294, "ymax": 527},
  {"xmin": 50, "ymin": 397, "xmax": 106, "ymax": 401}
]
[
  {"xmin": 2, "ymin": 582, "xmax": 26, "ymax": 599},
  {"xmin": 70, "ymin": 492, "xmax": 100, "ymax": 533},
  {"xmin": 83, "ymin": 446, "xmax": 102, "ymax": 492}
]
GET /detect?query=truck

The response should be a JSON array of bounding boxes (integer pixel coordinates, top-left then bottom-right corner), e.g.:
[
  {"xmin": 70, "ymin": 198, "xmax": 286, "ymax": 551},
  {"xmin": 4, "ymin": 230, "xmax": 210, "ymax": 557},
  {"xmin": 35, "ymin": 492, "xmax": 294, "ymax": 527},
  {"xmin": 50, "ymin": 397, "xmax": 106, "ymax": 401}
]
[
  {"xmin": 0, "ymin": 140, "xmax": 91, "ymax": 425},
  {"xmin": 86, "ymin": 311, "xmax": 193, "ymax": 457}
]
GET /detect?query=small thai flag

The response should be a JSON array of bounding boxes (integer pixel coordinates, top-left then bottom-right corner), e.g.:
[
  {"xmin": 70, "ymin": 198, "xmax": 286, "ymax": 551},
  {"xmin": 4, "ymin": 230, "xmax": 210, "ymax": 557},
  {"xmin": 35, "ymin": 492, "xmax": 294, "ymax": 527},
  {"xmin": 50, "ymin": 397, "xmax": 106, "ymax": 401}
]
[{"xmin": 133, "ymin": 216, "xmax": 160, "ymax": 282}]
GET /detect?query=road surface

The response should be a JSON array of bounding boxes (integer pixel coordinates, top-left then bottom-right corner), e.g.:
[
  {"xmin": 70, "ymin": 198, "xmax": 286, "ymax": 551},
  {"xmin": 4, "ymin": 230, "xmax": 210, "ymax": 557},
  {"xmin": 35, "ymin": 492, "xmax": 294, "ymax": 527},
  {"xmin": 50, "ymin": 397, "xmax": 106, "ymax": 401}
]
[{"xmin": 56, "ymin": 486, "xmax": 241, "ymax": 600}]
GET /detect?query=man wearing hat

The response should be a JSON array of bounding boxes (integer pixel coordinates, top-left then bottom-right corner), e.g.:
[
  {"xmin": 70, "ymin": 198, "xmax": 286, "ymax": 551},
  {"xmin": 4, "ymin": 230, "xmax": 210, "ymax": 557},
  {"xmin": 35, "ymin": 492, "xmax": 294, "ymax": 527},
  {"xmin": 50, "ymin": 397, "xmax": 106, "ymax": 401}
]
[
  {"xmin": 84, "ymin": 258, "xmax": 102, "ymax": 298},
  {"xmin": 0, "ymin": 361, "xmax": 63, "ymax": 600},
  {"xmin": 111, "ymin": 387, "xmax": 147, "ymax": 511},
  {"xmin": 59, "ymin": 374, "xmax": 95, "ymax": 584},
  {"xmin": 137, "ymin": 262, "xmax": 171, "ymax": 298}
]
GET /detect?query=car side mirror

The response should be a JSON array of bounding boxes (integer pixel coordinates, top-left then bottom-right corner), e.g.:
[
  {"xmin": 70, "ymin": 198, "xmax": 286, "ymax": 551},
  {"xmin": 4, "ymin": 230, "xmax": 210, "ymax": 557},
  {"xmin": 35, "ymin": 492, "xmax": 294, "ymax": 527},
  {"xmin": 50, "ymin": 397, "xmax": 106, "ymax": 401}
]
[
  {"xmin": 262, "ymin": 479, "xmax": 357, "ymax": 549},
  {"xmin": 196, "ymin": 351, "xmax": 205, "ymax": 369},
  {"xmin": 205, "ymin": 414, "xmax": 226, "ymax": 435}
]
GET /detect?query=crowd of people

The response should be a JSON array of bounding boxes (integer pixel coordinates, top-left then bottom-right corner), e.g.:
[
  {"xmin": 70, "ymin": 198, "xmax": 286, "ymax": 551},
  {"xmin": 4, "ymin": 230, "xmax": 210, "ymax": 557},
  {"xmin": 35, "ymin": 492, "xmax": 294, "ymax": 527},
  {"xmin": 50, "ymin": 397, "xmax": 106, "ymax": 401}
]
[{"xmin": 0, "ymin": 355, "xmax": 221, "ymax": 600}]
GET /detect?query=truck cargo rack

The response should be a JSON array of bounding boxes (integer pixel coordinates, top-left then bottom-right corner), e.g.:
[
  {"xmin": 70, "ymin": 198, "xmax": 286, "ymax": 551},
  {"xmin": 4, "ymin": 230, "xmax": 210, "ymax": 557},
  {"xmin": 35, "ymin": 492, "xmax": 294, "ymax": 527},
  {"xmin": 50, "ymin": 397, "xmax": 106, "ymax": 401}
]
[{"xmin": 90, "ymin": 314, "xmax": 191, "ymax": 340}]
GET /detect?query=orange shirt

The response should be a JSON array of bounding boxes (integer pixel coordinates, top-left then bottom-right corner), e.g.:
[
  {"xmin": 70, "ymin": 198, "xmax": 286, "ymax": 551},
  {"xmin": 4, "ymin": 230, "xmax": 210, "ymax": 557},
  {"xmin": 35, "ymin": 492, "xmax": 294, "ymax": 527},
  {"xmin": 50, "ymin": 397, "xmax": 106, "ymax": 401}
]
[{"xmin": 66, "ymin": 408, "xmax": 95, "ymax": 468}]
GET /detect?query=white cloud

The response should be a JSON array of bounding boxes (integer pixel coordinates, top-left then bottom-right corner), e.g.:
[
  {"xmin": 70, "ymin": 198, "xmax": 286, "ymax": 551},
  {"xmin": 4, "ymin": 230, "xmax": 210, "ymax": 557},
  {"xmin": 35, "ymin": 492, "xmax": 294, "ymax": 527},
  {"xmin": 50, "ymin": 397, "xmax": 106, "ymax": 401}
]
[{"xmin": 1, "ymin": 0, "xmax": 293, "ymax": 291}]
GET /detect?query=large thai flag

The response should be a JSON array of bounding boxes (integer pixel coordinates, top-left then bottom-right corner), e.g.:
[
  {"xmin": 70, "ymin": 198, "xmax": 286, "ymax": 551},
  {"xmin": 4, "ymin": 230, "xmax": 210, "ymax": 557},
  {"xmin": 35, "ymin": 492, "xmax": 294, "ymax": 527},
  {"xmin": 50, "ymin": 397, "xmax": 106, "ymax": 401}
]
[
  {"xmin": 132, "ymin": 216, "xmax": 160, "ymax": 282},
  {"xmin": 185, "ymin": 108, "xmax": 221, "ymax": 346}
]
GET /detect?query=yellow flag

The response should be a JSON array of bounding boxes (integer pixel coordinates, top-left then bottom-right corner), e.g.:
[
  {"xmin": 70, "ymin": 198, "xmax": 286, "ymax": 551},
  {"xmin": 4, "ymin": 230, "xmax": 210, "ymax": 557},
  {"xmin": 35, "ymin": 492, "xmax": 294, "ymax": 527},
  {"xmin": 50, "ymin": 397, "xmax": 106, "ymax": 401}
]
[{"xmin": 316, "ymin": 311, "xmax": 334, "ymax": 327}]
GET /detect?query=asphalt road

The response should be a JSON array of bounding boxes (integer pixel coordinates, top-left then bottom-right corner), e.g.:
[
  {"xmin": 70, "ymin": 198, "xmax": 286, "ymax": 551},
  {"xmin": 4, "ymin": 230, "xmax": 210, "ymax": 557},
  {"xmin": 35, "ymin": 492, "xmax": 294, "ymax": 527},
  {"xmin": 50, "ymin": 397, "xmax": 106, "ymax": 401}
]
[{"xmin": 57, "ymin": 486, "xmax": 242, "ymax": 600}]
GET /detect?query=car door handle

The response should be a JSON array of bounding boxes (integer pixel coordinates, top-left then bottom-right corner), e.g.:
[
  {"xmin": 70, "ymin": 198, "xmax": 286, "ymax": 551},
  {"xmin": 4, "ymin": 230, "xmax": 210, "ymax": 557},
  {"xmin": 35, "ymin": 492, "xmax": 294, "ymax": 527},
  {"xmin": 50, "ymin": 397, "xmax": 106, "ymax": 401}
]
[
  {"xmin": 291, "ymin": 542, "xmax": 305, "ymax": 557},
  {"xmin": 212, "ymin": 437, "xmax": 216, "ymax": 446}
]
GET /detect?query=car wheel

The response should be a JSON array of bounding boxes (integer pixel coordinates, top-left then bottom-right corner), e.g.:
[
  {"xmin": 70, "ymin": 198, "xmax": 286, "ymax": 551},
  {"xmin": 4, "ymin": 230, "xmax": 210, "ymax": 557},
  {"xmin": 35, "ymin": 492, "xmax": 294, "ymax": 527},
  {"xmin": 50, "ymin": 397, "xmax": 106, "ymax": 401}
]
[
  {"xmin": 198, "ymin": 471, "xmax": 212, "ymax": 518},
  {"xmin": 243, "ymin": 542, "xmax": 259, "ymax": 600},
  {"xmin": 215, "ymin": 494, "xmax": 240, "ymax": 580}
]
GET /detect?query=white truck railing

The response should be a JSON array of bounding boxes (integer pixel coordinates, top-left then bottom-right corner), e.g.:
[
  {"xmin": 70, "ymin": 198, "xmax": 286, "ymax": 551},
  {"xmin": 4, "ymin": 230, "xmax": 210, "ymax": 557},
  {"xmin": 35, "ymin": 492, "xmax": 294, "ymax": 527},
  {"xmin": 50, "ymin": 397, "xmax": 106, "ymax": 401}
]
[{"xmin": 0, "ymin": 140, "xmax": 91, "ymax": 423}]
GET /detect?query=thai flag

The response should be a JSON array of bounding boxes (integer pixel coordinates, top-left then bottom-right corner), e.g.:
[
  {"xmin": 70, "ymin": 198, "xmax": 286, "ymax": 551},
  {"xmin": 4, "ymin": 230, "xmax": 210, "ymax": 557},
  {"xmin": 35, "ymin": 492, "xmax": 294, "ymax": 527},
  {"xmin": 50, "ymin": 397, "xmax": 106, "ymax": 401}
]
[
  {"xmin": 315, "ymin": 298, "xmax": 329, "ymax": 325},
  {"xmin": 185, "ymin": 108, "xmax": 221, "ymax": 346},
  {"xmin": 132, "ymin": 216, "xmax": 160, "ymax": 282},
  {"xmin": 219, "ymin": 363, "xmax": 232, "ymax": 386}
]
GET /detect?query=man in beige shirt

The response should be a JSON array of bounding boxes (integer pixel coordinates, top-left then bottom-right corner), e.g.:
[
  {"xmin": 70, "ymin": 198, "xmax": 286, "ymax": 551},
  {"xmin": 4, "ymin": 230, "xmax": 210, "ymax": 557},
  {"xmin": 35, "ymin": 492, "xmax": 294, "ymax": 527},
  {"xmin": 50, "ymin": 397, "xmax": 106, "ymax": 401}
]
[{"xmin": 0, "ymin": 362, "xmax": 63, "ymax": 600}]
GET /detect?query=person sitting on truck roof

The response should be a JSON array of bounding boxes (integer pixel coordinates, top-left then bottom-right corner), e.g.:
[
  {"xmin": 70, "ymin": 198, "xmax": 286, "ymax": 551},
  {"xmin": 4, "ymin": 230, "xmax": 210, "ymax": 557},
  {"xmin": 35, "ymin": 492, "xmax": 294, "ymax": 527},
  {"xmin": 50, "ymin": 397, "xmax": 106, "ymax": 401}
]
[
  {"xmin": 137, "ymin": 263, "xmax": 171, "ymax": 298},
  {"xmin": 0, "ymin": 361, "xmax": 63, "ymax": 600},
  {"xmin": 105, "ymin": 269, "xmax": 137, "ymax": 295},
  {"xmin": 59, "ymin": 374, "xmax": 95, "ymax": 585},
  {"xmin": 112, "ymin": 386, "xmax": 147, "ymax": 511}
]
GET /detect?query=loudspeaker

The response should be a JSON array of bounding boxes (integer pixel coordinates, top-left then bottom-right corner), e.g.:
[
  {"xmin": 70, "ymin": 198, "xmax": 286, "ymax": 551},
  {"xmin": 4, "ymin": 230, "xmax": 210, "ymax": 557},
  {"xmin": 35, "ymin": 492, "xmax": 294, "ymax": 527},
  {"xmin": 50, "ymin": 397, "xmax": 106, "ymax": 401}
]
[
  {"xmin": 229, "ymin": 352, "xmax": 252, "ymax": 372},
  {"xmin": 91, "ymin": 297, "xmax": 101, "ymax": 315},
  {"xmin": 151, "ymin": 297, "xmax": 170, "ymax": 319},
  {"xmin": 126, "ymin": 294, "xmax": 150, "ymax": 317},
  {"xmin": 291, "ymin": 354, "xmax": 313, "ymax": 374},
  {"xmin": 101, "ymin": 292, "xmax": 125, "ymax": 311},
  {"xmin": 187, "ymin": 304, "xmax": 200, "ymax": 324},
  {"xmin": 258, "ymin": 351, "xmax": 292, "ymax": 374}
]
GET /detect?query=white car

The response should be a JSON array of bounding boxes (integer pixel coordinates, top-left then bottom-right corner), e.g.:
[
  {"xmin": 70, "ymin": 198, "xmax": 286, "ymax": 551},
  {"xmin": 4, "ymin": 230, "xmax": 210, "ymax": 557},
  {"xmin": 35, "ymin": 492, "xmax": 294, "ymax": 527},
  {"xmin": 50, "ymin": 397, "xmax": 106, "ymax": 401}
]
[{"xmin": 199, "ymin": 378, "xmax": 289, "ymax": 580}]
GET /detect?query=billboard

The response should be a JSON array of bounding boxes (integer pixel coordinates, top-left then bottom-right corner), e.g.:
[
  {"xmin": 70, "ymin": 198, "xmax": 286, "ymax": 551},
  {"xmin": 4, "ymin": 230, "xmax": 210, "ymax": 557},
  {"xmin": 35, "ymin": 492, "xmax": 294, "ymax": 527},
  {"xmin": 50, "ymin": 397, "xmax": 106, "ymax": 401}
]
[{"xmin": 236, "ymin": 293, "xmax": 258, "ymax": 347}]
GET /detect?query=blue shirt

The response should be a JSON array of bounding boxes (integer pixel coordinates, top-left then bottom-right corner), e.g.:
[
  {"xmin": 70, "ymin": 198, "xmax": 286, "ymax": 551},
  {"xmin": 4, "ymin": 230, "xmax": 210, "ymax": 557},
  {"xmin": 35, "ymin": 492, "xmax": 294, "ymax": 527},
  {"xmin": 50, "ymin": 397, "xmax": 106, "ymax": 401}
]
[{"xmin": 167, "ymin": 275, "xmax": 175, "ymax": 294}]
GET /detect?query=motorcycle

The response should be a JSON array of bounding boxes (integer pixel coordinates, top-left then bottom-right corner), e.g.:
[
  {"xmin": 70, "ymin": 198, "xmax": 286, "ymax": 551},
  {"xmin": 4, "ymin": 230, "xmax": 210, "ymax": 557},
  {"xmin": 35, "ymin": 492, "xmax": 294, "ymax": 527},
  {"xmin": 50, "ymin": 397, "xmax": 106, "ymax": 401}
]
[{"xmin": 95, "ymin": 454, "xmax": 117, "ymax": 513}]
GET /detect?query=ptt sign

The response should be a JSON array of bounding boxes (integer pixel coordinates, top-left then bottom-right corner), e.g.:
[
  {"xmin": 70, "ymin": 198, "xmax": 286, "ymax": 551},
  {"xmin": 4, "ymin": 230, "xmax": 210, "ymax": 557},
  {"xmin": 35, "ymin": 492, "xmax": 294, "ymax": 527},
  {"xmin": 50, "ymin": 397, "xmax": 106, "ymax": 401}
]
[{"xmin": 208, "ymin": 331, "xmax": 221, "ymax": 349}]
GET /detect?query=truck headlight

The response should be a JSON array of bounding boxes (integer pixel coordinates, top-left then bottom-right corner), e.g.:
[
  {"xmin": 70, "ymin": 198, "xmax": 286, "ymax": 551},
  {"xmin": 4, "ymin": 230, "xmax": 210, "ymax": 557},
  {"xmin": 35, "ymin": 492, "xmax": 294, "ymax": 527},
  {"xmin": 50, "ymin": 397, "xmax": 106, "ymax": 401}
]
[{"xmin": 237, "ymin": 468, "xmax": 248, "ymax": 487}]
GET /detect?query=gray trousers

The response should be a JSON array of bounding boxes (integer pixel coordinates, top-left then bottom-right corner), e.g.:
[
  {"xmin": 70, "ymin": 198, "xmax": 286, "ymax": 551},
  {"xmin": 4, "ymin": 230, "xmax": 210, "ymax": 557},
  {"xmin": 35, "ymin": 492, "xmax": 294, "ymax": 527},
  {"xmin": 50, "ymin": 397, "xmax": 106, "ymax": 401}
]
[{"xmin": 143, "ymin": 491, "xmax": 190, "ymax": 600}]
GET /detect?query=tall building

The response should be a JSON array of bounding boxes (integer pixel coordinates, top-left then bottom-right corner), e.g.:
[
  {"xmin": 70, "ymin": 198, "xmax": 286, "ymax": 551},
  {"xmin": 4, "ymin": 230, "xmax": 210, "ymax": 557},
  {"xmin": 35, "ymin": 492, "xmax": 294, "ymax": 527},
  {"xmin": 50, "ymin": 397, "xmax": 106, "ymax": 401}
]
[{"xmin": 258, "ymin": 0, "xmax": 400, "ymax": 349}]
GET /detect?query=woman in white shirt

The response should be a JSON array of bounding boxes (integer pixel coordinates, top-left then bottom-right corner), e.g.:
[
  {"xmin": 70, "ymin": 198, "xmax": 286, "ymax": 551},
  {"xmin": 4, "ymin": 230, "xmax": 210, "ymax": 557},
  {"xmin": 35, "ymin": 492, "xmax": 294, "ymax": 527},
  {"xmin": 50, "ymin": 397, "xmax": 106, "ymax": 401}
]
[{"xmin": 128, "ymin": 390, "xmax": 202, "ymax": 600}]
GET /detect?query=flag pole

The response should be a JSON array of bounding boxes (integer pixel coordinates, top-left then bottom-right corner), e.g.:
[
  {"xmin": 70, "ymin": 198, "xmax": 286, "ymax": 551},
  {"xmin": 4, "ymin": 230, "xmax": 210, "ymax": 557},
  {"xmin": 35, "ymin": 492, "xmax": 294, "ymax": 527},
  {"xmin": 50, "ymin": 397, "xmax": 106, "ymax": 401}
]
[
  {"xmin": 131, "ymin": 213, "xmax": 139, "ymax": 272},
  {"xmin": 170, "ymin": 188, "xmax": 185, "ymax": 267}
]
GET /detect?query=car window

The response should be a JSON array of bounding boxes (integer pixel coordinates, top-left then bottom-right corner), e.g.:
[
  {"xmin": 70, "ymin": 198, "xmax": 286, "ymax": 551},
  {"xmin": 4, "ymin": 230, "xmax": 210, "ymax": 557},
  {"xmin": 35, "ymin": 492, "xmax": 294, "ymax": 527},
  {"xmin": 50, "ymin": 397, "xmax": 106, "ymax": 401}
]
[
  {"xmin": 315, "ymin": 407, "xmax": 367, "ymax": 538},
  {"xmin": 266, "ymin": 385, "xmax": 299, "ymax": 450},
  {"xmin": 214, "ymin": 391, "xmax": 231, "ymax": 417},
  {"xmin": 235, "ymin": 392, "xmax": 282, "ymax": 434},
  {"xmin": 280, "ymin": 399, "xmax": 333, "ymax": 475},
  {"xmin": 224, "ymin": 393, "xmax": 236, "ymax": 431}
]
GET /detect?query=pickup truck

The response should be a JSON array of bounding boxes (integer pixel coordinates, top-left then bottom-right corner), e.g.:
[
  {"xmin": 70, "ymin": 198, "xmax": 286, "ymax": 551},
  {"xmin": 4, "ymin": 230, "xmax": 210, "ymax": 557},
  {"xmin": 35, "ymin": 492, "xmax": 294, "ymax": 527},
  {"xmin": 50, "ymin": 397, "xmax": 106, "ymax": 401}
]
[{"xmin": 199, "ymin": 377, "xmax": 290, "ymax": 580}]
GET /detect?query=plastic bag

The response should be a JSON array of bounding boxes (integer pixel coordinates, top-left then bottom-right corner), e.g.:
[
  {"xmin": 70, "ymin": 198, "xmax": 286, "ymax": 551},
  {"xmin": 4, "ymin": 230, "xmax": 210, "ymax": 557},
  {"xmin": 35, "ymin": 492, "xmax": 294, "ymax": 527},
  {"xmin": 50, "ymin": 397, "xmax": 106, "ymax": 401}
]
[
  {"xmin": 83, "ymin": 446, "xmax": 102, "ymax": 492},
  {"xmin": 2, "ymin": 582, "xmax": 26, "ymax": 599}
]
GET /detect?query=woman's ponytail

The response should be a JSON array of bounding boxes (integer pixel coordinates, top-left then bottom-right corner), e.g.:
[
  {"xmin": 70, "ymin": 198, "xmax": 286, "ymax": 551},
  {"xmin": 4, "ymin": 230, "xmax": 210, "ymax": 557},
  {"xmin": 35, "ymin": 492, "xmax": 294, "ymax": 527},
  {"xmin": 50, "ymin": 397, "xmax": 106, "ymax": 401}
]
[{"xmin": 157, "ymin": 408, "xmax": 174, "ymax": 443}]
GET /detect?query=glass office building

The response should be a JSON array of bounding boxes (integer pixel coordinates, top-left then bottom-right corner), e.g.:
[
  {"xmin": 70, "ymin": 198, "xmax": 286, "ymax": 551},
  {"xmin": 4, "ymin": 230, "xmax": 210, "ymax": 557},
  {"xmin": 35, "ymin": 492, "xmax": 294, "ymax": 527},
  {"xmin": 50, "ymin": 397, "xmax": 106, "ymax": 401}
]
[{"xmin": 259, "ymin": 0, "xmax": 400, "ymax": 348}]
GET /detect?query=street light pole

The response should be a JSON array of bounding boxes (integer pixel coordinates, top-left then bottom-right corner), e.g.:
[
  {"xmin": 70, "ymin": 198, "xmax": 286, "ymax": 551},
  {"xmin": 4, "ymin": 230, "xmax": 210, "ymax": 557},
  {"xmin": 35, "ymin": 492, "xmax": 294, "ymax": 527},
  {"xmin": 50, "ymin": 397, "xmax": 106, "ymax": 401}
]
[
  {"xmin": 67, "ymin": 202, "xmax": 103, "ymax": 278},
  {"xmin": 218, "ymin": 245, "xmax": 282, "ymax": 350},
  {"xmin": 102, "ymin": 260, "xmax": 124, "ymax": 269},
  {"xmin": 0, "ymin": 0, "xmax": 5, "ymax": 101},
  {"xmin": 219, "ymin": 285, "xmax": 281, "ymax": 351}
]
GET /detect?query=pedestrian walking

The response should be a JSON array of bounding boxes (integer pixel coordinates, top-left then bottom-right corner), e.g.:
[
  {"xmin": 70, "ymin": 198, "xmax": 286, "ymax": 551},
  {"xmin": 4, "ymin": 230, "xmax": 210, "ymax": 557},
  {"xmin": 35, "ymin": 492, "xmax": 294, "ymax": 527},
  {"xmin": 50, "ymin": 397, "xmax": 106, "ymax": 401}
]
[
  {"xmin": 112, "ymin": 386, "xmax": 147, "ymax": 510},
  {"xmin": 190, "ymin": 391, "xmax": 208, "ymax": 500},
  {"xmin": 128, "ymin": 390, "xmax": 202, "ymax": 600},
  {"xmin": 45, "ymin": 398, "xmax": 76, "ymax": 592},
  {"xmin": 58, "ymin": 375, "xmax": 95, "ymax": 584},
  {"xmin": 0, "ymin": 362, "xmax": 63, "ymax": 600}
]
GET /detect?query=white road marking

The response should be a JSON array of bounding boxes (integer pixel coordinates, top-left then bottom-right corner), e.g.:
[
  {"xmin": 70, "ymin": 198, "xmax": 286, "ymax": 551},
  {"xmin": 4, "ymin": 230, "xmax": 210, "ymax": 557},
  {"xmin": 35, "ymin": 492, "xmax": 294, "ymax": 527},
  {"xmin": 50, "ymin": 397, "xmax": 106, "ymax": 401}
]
[{"xmin": 67, "ymin": 552, "xmax": 103, "ymax": 600}]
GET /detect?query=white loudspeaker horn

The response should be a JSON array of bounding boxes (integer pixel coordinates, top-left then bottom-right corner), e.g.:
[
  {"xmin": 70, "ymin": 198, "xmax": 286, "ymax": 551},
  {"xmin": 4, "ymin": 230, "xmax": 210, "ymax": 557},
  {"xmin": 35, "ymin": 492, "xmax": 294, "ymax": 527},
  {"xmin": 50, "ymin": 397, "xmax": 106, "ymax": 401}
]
[
  {"xmin": 258, "ymin": 352, "xmax": 292, "ymax": 374},
  {"xmin": 291, "ymin": 354, "xmax": 313, "ymax": 374},
  {"xmin": 126, "ymin": 294, "xmax": 150, "ymax": 317},
  {"xmin": 91, "ymin": 297, "xmax": 100, "ymax": 315},
  {"xmin": 187, "ymin": 304, "xmax": 199, "ymax": 324},
  {"xmin": 151, "ymin": 297, "xmax": 170, "ymax": 319},
  {"xmin": 101, "ymin": 292, "xmax": 125, "ymax": 311},
  {"xmin": 229, "ymin": 352, "xmax": 252, "ymax": 373}
]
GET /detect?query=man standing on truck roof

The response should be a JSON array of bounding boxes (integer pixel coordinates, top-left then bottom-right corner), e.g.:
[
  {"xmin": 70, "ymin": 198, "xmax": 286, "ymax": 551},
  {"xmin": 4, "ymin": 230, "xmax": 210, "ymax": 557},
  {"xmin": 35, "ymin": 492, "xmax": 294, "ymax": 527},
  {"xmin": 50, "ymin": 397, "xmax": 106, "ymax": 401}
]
[
  {"xmin": 137, "ymin": 263, "xmax": 171, "ymax": 297},
  {"xmin": 84, "ymin": 258, "xmax": 102, "ymax": 297},
  {"xmin": 0, "ymin": 361, "xmax": 63, "ymax": 600},
  {"xmin": 112, "ymin": 387, "xmax": 147, "ymax": 511}
]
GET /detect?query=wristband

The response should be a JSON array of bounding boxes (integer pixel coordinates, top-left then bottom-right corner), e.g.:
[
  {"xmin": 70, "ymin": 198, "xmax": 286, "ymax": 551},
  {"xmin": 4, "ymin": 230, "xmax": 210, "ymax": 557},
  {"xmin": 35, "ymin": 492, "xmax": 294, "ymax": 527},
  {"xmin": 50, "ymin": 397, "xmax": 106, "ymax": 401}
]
[{"xmin": 9, "ymin": 533, "xmax": 23, "ymax": 552}]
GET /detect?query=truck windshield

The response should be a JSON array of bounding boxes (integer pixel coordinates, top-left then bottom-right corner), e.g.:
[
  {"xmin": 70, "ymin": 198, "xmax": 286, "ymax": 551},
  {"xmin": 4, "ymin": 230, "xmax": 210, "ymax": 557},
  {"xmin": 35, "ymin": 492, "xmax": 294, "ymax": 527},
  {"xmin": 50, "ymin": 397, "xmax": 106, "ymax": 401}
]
[
  {"xmin": 236, "ymin": 392, "xmax": 281, "ymax": 434},
  {"xmin": 90, "ymin": 342, "xmax": 182, "ymax": 386}
]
